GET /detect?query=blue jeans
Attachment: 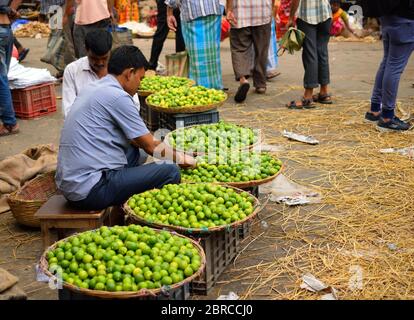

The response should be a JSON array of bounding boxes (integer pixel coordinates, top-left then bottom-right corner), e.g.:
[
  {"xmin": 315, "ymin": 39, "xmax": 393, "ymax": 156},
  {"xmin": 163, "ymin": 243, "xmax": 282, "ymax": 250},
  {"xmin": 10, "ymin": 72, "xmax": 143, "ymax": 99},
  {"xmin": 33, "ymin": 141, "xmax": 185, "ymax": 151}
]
[
  {"xmin": 0, "ymin": 25, "xmax": 16, "ymax": 126},
  {"xmin": 371, "ymin": 16, "xmax": 414, "ymax": 119},
  {"xmin": 69, "ymin": 147, "xmax": 181, "ymax": 210}
]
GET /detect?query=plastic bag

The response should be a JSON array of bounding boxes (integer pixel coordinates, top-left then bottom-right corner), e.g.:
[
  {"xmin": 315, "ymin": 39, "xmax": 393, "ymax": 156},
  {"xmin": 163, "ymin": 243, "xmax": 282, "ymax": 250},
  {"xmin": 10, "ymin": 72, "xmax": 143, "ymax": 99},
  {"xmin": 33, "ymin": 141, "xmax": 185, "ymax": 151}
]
[
  {"xmin": 40, "ymin": 29, "xmax": 65, "ymax": 72},
  {"xmin": 278, "ymin": 27, "xmax": 305, "ymax": 56},
  {"xmin": 166, "ymin": 51, "xmax": 189, "ymax": 78}
]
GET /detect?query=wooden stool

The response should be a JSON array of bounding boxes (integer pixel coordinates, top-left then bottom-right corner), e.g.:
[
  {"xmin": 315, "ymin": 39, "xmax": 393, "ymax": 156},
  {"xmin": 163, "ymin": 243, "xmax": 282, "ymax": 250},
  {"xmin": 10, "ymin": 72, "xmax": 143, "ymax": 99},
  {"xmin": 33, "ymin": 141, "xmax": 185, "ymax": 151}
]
[{"xmin": 34, "ymin": 195, "xmax": 112, "ymax": 249}]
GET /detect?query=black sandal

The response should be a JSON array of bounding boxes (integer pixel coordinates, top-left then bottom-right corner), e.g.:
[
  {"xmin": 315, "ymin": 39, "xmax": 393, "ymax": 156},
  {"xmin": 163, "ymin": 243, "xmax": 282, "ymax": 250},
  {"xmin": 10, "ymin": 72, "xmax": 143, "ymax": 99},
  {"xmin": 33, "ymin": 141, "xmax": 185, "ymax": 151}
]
[
  {"xmin": 313, "ymin": 93, "xmax": 333, "ymax": 104},
  {"xmin": 286, "ymin": 98, "xmax": 315, "ymax": 109},
  {"xmin": 234, "ymin": 82, "xmax": 250, "ymax": 103}
]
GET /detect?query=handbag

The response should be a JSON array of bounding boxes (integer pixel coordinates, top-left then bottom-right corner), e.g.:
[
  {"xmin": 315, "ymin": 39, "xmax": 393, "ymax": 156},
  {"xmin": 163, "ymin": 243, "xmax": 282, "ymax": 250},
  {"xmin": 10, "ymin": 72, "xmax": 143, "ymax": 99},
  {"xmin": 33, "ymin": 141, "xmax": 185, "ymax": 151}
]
[
  {"xmin": 278, "ymin": 27, "xmax": 305, "ymax": 56},
  {"xmin": 40, "ymin": 29, "xmax": 65, "ymax": 72},
  {"xmin": 110, "ymin": 25, "xmax": 133, "ymax": 49},
  {"xmin": 165, "ymin": 50, "xmax": 189, "ymax": 77}
]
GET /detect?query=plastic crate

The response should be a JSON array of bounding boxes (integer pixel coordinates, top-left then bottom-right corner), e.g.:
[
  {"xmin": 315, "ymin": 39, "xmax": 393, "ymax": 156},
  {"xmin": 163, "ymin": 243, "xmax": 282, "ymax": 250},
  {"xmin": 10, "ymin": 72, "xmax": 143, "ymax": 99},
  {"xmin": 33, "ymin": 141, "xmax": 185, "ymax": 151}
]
[
  {"xmin": 159, "ymin": 109, "xmax": 219, "ymax": 131},
  {"xmin": 139, "ymin": 95, "xmax": 160, "ymax": 132},
  {"xmin": 58, "ymin": 282, "xmax": 190, "ymax": 300},
  {"xmin": 238, "ymin": 187, "xmax": 258, "ymax": 239},
  {"xmin": 11, "ymin": 82, "xmax": 57, "ymax": 119},
  {"xmin": 190, "ymin": 227, "xmax": 241, "ymax": 295},
  {"xmin": 238, "ymin": 220, "xmax": 252, "ymax": 240}
]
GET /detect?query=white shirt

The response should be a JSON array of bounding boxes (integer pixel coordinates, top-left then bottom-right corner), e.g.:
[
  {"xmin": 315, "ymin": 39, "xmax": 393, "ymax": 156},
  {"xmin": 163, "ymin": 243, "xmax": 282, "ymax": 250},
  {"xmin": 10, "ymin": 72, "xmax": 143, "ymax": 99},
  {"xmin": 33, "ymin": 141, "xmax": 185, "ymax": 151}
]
[{"xmin": 62, "ymin": 57, "xmax": 140, "ymax": 118}]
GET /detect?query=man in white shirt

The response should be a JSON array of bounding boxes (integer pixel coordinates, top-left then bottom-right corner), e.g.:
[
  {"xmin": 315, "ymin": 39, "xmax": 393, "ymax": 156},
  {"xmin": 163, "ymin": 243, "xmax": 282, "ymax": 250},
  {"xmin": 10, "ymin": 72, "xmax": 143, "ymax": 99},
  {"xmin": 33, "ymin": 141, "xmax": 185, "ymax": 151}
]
[
  {"xmin": 62, "ymin": 29, "xmax": 112, "ymax": 117},
  {"xmin": 63, "ymin": 29, "xmax": 140, "ymax": 118}
]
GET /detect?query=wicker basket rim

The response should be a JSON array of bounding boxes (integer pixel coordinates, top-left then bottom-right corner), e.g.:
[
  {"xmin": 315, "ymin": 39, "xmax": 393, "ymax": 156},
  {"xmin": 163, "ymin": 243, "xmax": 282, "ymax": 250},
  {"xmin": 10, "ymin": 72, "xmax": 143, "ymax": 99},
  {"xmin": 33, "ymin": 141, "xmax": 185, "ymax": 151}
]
[
  {"xmin": 39, "ymin": 227, "xmax": 206, "ymax": 299},
  {"xmin": 123, "ymin": 184, "xmax": 262, "ymax": 235},
  {"xmin": 7, "ymin": 171, "xmax": 56, "ymax": 203}
]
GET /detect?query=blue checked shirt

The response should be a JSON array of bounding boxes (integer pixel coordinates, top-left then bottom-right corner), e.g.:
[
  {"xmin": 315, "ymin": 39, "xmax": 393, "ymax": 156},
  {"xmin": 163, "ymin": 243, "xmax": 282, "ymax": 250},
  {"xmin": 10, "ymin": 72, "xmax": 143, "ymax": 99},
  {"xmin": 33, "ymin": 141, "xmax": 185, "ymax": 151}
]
[
  {"xmin": 297, "ymin": 0, "xmax": 332, "ymax": 25},
  {"xmin": 165, "ymin": 0, "xmax": 222, "ymax": 22}
]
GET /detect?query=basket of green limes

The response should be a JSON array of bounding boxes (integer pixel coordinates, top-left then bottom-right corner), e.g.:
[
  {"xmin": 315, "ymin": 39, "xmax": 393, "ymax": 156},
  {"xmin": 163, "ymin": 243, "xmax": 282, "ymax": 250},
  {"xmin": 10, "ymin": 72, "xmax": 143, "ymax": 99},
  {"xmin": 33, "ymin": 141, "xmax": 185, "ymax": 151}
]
[
  {"xmin": 39, "ymin": 225, "xmax": 206, "ymax": 300},
  {"xmin": 146, "ymin": 86, "xmax": 227, "ymax": 114},
  {"xmin": 138, "ymin": 75, "xmax": 195, "ymax": 97},
  {"xmin": 123, "ymin": 183, "xmax": 262, "ymax": 235},
  {"xmin": 181, "ymin": 152, "xmax": 283, "ymax": 188}
]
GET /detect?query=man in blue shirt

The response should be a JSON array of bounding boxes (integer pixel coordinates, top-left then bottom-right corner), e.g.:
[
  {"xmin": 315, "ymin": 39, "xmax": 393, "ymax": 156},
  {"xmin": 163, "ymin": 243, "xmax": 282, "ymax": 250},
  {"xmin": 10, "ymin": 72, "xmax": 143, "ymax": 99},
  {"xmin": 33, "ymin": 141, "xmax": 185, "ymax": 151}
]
[{"xmin": 56, "ymin": 45, "xmax": 196, "ymax": 210}]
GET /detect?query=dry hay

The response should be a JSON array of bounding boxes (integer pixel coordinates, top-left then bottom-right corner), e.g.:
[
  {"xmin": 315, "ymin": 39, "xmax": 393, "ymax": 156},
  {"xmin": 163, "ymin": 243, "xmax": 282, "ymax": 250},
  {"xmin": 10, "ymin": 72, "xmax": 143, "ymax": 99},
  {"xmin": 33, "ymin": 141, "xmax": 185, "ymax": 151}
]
[{"xmin": 219, "ymin": 94, "xmax": 414, "ymax": 300}]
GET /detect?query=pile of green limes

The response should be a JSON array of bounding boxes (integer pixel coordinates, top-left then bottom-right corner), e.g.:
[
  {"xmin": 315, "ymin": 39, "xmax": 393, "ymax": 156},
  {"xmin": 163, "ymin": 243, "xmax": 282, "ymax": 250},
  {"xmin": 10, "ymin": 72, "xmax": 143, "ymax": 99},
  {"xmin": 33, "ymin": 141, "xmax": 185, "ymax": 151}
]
[
  {"xmin": 127, "ymin": 183, "xmax": 256, "ymax": 230},
  {"xmin": 45, "ymin": 225, "xmax": 202, "ymax": 292},
  {"xmin": 147, "ymin": 86, "xmax": 226, "ymax": 108},
  {"xmin": 181, "ymin": 153, "xmax": 282, "ymax": 183}
]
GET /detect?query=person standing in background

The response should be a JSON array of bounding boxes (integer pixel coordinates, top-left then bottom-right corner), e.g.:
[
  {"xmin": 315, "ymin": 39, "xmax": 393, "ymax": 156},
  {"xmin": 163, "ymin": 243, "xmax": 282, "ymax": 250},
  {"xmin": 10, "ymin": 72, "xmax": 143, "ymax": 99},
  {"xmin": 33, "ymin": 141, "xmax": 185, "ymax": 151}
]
[
  {"xmin": 286, "ymin": 0, "xmax": 332, "ymax": 109},
  {"xmin": 364, "ymin": 0, "xmax": 414, "ymax": 132},
  {"xmin": 226, "ymin": 0, "xmax": 274, "ymax": 103},
  {"xmin": 65, "ymin": 0, "xmax": 115, "ymax": 58},
  {"xmin": 62, "ymin": 0, "xmax": 76, "ymax": 68},
  {"xmin": 148, "ymin": 0, "xmax": 185, "ymax": 72},
  {"xmin": 0, "ymin": 0, "xmax": 21, "ymax": 137},
  {"xmin": 166, "ymin": 0, "xmax": 223, "ymax": 90}
]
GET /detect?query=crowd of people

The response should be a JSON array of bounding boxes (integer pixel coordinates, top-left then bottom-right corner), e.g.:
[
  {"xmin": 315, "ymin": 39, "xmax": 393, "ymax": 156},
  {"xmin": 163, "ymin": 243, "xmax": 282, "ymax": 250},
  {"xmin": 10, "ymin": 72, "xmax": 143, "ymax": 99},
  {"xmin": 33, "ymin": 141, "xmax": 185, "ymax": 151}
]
[{"xmin": 0, "ymin": 1, "xmax": 413, "ymax": 207}]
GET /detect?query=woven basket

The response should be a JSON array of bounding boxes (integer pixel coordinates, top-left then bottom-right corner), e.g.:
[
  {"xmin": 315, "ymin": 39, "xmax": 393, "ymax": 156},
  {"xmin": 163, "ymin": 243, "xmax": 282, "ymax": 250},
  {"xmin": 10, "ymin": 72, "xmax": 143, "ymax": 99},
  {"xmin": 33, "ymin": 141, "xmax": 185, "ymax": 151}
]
[
  {"xmin": 138, "ymin": 79, "xmax": 195, "ymax": 97},
  {"xmin": 39, "ymin": 227, "xmax": 206, "ymax": 299},
  {"xmin": 145, "ymin": 93, "xmax": 227, "ymax": 114},
  {"xmin": 163, "ymin": 123, "xmax": 263, "ymax": 156},
  {"xmin": 7, "ymin": 171, "xmax": 57, "ymax": 228},
  {"xmin": 124, "ymin": 185, "xmax": 262, "ymax": 236},
  {"xmin": 183, "ymin": 163, "xmax": 284, "ymax": 189}
]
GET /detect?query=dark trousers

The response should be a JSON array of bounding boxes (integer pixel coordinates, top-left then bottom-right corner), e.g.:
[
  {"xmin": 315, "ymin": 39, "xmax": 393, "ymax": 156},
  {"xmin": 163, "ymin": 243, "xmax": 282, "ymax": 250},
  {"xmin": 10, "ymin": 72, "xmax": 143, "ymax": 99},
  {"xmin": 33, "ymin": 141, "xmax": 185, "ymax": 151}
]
[
  {"xmin": 297, "ymin": 18, "xmax": 331, "ymax": 89},
  {"xmin": 69, "ymin": 147, "xmax": 181, "ymax": 210},
  {"xmin": 63, "ymin": 5, "xmax": 76, "ymax": 66},
  {"xmin": 230, "ymin": 23, "xmax": 271, "ymax": 88},
  {"xmin": 0, "ymin": 25, "xmax": 16, "ymax": 126},
  {"xmin": 73, "ymin": 18, "xmax": 111, "ymax": 58},
  {"xmin": 149, "ymin": 0, "xmax": 185, "ymax": 70},
  {"xmin": 371, "ymin": 16, "xmax": 414, "ymax": 119}
]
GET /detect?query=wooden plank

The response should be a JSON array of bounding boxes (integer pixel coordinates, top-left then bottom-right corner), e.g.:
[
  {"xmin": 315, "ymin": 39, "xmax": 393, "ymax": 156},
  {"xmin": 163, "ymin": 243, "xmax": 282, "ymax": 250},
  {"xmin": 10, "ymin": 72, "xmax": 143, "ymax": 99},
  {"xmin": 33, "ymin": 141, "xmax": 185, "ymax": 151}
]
[{"xmin": 35, "ymin": 195, "xmax": 106, "ymax": 219}]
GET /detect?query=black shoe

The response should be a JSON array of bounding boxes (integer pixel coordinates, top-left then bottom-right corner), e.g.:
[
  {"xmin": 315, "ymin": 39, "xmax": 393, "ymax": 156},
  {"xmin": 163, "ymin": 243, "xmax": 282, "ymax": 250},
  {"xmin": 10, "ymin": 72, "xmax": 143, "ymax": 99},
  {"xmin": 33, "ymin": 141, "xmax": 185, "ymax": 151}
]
[
  {"xmin": 364, "ymin": 112, "xmax": 380, "ymax": 123},
  {"xmin": 376, "ymin": 117, "xmax": 411, "ymax": 132},
  {"xmin": 18, "ymin": 48, "xmax": 30, "ymax": 62},
  {"xmin": 234, "ymin": 82, "xmax": 250, "ymax": 103}
]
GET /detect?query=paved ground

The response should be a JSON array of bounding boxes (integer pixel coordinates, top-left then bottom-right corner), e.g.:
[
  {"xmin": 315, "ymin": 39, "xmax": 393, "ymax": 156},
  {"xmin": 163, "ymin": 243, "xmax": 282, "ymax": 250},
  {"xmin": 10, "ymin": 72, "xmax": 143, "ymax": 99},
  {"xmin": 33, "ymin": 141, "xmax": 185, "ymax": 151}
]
[{"xmin": 0, "ymin": 36, "xmax": 413, "ymax": 300}]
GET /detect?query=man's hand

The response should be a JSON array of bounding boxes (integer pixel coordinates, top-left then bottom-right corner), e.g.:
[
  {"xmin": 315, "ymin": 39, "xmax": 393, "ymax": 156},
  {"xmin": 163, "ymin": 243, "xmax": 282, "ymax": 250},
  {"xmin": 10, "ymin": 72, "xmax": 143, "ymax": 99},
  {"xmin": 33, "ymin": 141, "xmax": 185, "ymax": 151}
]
[
  {"xmin": 167, "ymin": 14, "xmax": 177, "ymax": 32},
  {"xmin": 8, "ymin": 8, "xmax": 19, "ymax": 19},
  {"xmin": 287, "ymin": 17, "xmax": 295, "ymax": 29},
  {"xmin": 226, "ymin": 10, "xmax": 237, "ymax": 26},
  {"xmin": 62, "ymin": 14, "xmax": 68, "ymax": 26},
  {"xmin": 178, "ymin": 153, "xmax": 197, "ymax": 169}
]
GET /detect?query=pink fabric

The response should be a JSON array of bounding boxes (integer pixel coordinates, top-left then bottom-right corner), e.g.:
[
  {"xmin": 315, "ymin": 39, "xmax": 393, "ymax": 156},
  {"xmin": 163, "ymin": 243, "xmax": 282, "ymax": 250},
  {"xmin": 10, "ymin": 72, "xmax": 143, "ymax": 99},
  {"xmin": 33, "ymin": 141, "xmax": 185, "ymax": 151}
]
[
  {"xmin": 12, "ymin": 46, "xmax": 18, "ymax": 59},
  {"xmin": 74, "ymin": 0, "xmax": 110, "ymax": 25},
  {"xmin": 330, "ymin": 19, "xmax": 345, "ymax": 36}
]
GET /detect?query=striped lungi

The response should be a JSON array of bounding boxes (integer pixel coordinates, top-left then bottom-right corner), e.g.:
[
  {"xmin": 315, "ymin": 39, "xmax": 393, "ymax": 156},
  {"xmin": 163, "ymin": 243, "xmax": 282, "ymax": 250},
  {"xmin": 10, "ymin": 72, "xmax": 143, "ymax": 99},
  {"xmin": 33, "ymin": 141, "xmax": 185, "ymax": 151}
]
[
  {"xmin": 267, "ymin": 18, "xmax": 279, "ymax": 73},
  {"xmin": 181, "ymin": 14, "xmax": 223, "ymax": 89}
]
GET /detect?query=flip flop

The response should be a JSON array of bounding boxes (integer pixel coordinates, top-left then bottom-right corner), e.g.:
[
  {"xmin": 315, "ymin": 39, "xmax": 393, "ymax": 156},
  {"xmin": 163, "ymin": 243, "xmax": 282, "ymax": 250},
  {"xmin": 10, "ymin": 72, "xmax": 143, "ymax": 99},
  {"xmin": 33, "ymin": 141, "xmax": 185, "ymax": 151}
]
[{"xmin": 234, "ymin": 82, "xmax": 250, "ymax": 103}]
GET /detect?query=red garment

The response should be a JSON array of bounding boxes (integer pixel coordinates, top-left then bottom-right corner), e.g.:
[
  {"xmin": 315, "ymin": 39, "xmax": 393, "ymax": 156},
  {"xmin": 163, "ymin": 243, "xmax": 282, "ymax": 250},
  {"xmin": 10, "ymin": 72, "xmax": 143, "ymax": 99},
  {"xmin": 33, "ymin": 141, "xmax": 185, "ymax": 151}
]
[
  {"xmin": 277, "ymin": 0, "xmax": 292, "ymax": 40},
  {"xmin": 221, "ymin": 18, "xmax": 231, "ymax": 41}
]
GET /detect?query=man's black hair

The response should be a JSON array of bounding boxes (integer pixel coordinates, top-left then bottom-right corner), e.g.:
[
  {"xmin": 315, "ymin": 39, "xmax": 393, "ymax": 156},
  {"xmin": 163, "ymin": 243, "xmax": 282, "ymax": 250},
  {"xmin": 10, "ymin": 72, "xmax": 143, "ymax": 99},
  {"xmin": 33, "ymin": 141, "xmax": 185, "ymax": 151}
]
[
  {"xmin": 108, "ymin": 45, "xmax": 149, "ymax": 75},
  {"xmin": 85, "ymin": 30, "xmax": 113, "ymax": 56}
]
